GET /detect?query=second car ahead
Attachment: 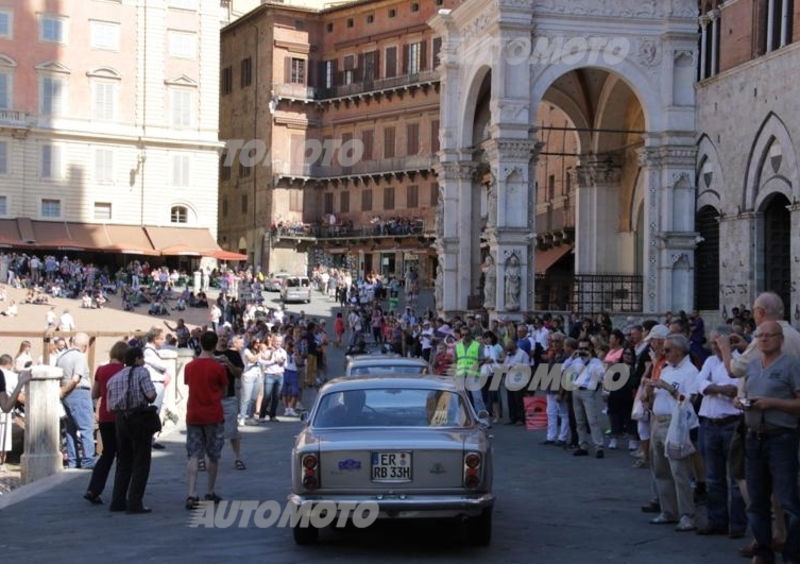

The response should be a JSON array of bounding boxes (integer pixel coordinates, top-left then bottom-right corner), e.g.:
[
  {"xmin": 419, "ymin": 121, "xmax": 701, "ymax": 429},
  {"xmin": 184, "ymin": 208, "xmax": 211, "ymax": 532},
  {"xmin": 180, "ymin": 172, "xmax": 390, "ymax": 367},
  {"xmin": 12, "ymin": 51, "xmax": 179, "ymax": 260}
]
[{"xmin": 280, "ymin": 275, "xmax": 312, "ymax": 303}]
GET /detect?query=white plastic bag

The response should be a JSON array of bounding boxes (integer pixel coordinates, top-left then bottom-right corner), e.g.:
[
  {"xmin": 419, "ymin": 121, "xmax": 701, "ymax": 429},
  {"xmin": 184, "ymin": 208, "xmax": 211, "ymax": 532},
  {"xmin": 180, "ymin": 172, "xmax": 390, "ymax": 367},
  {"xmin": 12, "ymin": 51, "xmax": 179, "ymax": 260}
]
[
  {"xmin": 631, "ymin": 385, "xmax": 646, "ymax": 421},
  {"xmin": 664, "ymin": 397, "xmax": 699, "ymax": 460}
]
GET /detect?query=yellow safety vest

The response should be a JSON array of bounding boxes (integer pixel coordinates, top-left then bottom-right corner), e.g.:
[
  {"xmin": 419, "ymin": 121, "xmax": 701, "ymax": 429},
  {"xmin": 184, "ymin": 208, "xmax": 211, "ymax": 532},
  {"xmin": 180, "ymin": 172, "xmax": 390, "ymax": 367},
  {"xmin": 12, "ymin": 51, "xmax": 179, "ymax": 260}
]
[{"xmin": 455, "ymin": 341, "xmax": 480, "ymax": 378}]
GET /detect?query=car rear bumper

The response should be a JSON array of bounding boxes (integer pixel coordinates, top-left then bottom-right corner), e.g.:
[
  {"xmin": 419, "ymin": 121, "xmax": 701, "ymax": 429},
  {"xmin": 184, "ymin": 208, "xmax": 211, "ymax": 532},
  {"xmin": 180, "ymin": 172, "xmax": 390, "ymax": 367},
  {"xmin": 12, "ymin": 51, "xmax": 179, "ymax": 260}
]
[{"xmin": 287, "ymin": 492, "xmax": 494, "ymax": 519}]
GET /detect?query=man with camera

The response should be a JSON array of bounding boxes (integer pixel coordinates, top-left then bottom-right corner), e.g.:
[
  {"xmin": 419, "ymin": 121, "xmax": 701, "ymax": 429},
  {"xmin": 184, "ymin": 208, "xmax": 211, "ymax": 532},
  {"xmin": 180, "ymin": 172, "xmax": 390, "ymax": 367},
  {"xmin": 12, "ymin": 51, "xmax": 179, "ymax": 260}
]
[
  {"xmin": 739, "ymin": 321, "xmax": 800, "ymax": 564},
  {"xmin": 570, "ymin": 338, "xmax": 607, "ymax": 459}
]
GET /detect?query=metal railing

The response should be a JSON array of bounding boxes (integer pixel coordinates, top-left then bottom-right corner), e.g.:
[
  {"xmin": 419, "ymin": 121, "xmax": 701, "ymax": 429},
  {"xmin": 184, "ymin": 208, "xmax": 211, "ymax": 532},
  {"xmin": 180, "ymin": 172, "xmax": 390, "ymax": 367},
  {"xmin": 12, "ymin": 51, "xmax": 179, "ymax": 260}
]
[
  {"xmin": 273, "ymin": 155, "xmax": 435, "ymax": 180},
  {"xmin": 273, "ymin": 219, "xmax": 431, "ymax": 241},
  {"xmin": 535, "ymin": 273, "xmax": 643, "ymax": 313},
  {"xmin": 0, "ymin": 109, "xmax": 29, "ymax": 127},
  {"xmin": 271, "ymin": 70, "xmax": 440, "ymax": 102}
]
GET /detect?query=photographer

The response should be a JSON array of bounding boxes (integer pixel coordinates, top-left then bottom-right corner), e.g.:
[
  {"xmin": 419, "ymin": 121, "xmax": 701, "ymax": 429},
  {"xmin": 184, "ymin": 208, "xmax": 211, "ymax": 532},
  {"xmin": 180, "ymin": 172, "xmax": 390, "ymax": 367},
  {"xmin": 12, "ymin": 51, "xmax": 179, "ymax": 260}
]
[{"xmin": 571, "ymin": 339, "xmax": 606, "ymax": 458}]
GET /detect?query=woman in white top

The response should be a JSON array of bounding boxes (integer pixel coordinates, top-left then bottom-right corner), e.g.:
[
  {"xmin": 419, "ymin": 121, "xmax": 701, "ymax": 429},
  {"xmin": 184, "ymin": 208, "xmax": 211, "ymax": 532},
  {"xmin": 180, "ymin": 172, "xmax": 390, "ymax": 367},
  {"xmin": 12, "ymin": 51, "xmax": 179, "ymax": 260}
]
[
  {"xmin": 239, "ymin": 338, "xmax": 262, "ymax": 423},
  {"xmin": 14, "ymin": 341, "xmax": 32, "ymax": 372}
]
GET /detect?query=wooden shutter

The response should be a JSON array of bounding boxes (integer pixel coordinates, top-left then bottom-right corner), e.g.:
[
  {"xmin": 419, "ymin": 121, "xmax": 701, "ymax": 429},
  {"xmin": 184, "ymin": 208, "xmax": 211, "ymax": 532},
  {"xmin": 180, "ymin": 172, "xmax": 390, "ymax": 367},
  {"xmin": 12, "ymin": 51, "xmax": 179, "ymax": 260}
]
[
  {"xmin": 419, "ymin": 40, "xmax": 428, "ymax": 71},
  {"xmin": 402, "ymin": 44, "xmax": 409, "ymax": 74},
  {"xmin": 385, "ymin": 46, "xmax": 397, "ymax": 78},
  {"xmin": 431, "ymin": 120, "xmax": 440, "ymax": 153},
  {"xmin": 355, "ymin": 53, "xmax": 364, "ymax": 82},
  {"xmin": 384, "ymin": 126, "xmax": 395, "ymax": 158},
  {"xmin": 384, "ymin": 187, "xmax": 395, "ymax": 210},
  {"xmin": 406, "ymin": 123, "xmax": 419, "ymax": 155},
  {"xmin": 340, "ymin": 191, "xmax": 350, "ymax": 213},
  {"xmin": 362, "ymin": 189, "xmax": 372, "ymax": 211},
  {"xmin": 432, "ymin": 37, "xmax": 442, "ymax": 67},
  {"xmin": 407, "ymin": 185, "xmax": 418, "ymax": 208},
  {"xmin": 362, "ymin": 130, "xmax": 374, "ymax": 161}
]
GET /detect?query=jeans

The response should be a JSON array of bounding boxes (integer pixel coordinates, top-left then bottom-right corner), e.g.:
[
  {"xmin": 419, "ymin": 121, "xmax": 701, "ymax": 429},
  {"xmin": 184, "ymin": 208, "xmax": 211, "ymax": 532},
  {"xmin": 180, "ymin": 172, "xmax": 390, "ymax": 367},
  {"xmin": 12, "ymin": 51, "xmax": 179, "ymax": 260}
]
[
  {"xmin": 111, "ymin": 411, "xmax": 154, "ymax": 511},
  {"xmin": 259, "ymin": 373, "xmax": 283, "ymax": 419},
  {"xmin": 63, "ymin": 388, "xmax": 96, "ymax": 468},
  {"xmin": 701, "ymin": 419, "xmax": 747, "ymax": 533},
  {"xmin": 546, "ymin": 392, "xmax": 570, "ymax": 442},
  {"xmin": 87, "ymin": 422, "xmax": 117, "ymax": 497},
  {"xmin": 746, "ymin": 431, "xmax": 800, "ymax": 562},
  {"xmin": 239, "ymin": 370, "xmax": 261, "ymax": 418}
]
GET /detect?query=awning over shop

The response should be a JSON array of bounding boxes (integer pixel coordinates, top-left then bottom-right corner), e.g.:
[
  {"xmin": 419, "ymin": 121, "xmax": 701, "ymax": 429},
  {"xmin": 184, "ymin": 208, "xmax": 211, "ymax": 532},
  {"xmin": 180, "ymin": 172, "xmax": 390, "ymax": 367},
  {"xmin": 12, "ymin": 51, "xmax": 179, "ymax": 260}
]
[
  {"xmin": 33, "ymin": 221, "xmax": 90, "ymax": 251},
  {"xmin": 207, "ymin": 249, "xmax": 247, "ymax": 261},
  {"xmin": 103, "ymin": 224, "xmax": 161, "ymax": 256},
  {"xmin": 535, "ymin": 245, "xmax": 573, "ymax": 274},
  {"xmin": 144, "ymin": 226, "xmax": 221, "ymax": 257},
  {"xmin": 0, "ymin": 219, "xmax": 28, "ymax": 248}
]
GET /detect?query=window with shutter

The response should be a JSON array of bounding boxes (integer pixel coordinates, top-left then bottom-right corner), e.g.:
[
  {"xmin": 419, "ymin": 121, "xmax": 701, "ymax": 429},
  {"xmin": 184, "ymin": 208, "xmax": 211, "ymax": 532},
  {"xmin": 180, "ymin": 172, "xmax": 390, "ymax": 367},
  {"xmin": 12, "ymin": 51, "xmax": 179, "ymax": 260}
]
[
  {"xmin": 171, "ymin": 89, "xmax": 192, "ymax": 128},
  {"xmin": 40, "ymin": 17, "xmax": 66, "ymax": 43},
  {"xmin": 361, "ymin": 130, "xmax": 374, "ymax": 161},
  {"xmin": 385, "ymin": 46, "xmax": 397, "ymax": 78},
  {"xmin": 407, "ymin": 185, "xmax": 418, "ymax": 208},
  {"xmin": 324, "ymin": 192, "xmax": 334, "ymax": 214},
  {"xmin": 343, "ymin": 55, "xmax": 354, "ymax": 85},
  {"xmin": 362, "ymin": 189, "xmax": 372, "ymax": 211},
  {"xmin": 408, "ymin": 43, "xmax": 421, "ymax": 74},
  {"xmin": 340, "ymin": 191, "xmax": 350, "ymax": 213},
  {"xmin": 290, "ymin": 58, "xmax": 306, "ymax": 84},
  {"xmin": 384, "ymin": 127, "xmax": 395, "ymax": 158},
  {"xmin": 95, "ymin": 148, "xmax": 114, "ymax": 183},
  {"xmin": 92, "ymin": 82, "xmax": 116, "ymax": 121},
  {"xmin": 241, "ymin": 57, "xmax": 252, "ymax": 87},
  {"xmin": 171, "ymin": 154, "xmax": 191, "ymax": 187},
  {"xmin": 0, "ymin": 196, "xmax": 6, "ymax": 216},
  {"xmin": 430, "ymin": 182, "xmax": 439, "ymax": 206},
  {"xmin": 41, "ymin": 199, "xmax": 61, "ymax": 218},
  {"xmin": 324, "ymin": 60, "xmax": 336, "ymax": 88},
  {"xmin": 41, "ymin": 76, "xmax": 65, "ymax": 115},
  {"xmin": 431, "ymin": 120, "xmax": 440, "ymax": 153},
  {"xmin": 432, "ymin": 37, "xmax": 442, "ymax": 67},
  {"xmin": 384, "ymin": 187, "xmax": 395, "ymax": 210},
  {"xmin": 406, "ymin": 123, "xmax": 419, "ymax": 155},
  {"xmin": 170, "ymin": 206, "xmax": 188, "ymax": 224},
  {"xmin": 290, "ymin": 189, "xmax": 303, "ymax": 212},
  {"xmin": 93, "ymin": 202, "xmax": 112, "ymax": 220},
  {"xmin": 0, "ymin": 10, "xmax": 11, "ymax": 39},
  {"xmin": 420, "ymin": 41, "xmax": 428, "ymax": 71},
  {"xmin": 90, "ymin": 20, "xmax": 120, "ymax": 51},
  {"xmin": 220, "ymin": 153, "xmax": 231, "ymax": 181},
  {"xmin": 221, "ymin": 66, "xmax": 233, "ymax": 94},
  {"xmin": 363, "ymin": 50, "xmax": 378, "ymax": 82},
  {"xmin": 41, "ymin": 145, "xmax": 61, "ymax": 178},
  {"xmin": 0, "ymin": 141, "xmax": 7, "ymax": 174},
  {"xmin": 0, "ymin": 72, "xmax": 9, "ymax": 109}
]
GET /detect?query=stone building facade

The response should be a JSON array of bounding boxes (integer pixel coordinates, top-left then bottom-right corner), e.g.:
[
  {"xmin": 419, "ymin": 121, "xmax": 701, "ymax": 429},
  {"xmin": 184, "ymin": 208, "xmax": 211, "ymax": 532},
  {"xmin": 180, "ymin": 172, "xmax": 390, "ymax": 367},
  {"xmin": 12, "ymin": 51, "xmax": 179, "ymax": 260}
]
[
  {"xmin": 696, "ymin": 0, "xmax": 800, "ymax": 321},
  {"xmin": 219, "ymin": 0, "xmax": 456, "ymax": 281},
  {"xmin": 0, "ymin": 0, "xmax": 223, "ymax": 255}
]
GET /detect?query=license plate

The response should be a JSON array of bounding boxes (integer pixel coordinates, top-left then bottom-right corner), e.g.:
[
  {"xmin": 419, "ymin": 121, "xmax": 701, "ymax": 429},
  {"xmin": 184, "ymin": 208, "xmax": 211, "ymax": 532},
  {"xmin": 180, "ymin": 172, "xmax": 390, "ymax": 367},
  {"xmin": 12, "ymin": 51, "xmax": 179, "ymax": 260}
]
[{"xmin": 371, "ymin": 451, "xmax": 412, "ymax": 482}]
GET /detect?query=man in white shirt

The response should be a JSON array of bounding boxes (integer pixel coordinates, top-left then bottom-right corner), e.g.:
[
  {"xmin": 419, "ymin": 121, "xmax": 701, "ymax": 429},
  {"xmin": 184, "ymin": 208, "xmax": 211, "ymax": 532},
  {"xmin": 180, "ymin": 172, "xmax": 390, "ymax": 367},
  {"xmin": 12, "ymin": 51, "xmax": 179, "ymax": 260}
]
[
  {"xmin": 696, "ymin": 326, "xmax": 746, "ymax": 537},
  {"xmin": 532, "ymin": 318, "xmax": 551, "ymax": 351},
  {"xmin": 59, "ymin": 308, "xmax": 76, "ymax": 332},
  {"xmin": 144, "ymin": 327, "xmax": 170, "ymax": 449},
  {"xmin": 420, "ymin": 321, "xmax": 434, "ymax": 362},
  {"xmin": 502, "ymin": 339, "xmax": 530, "ymax": 425},
  {"xmin": 571, "ymin": 339, "xmax": 607, "ymax": 458},
  {"xmin": 644, "ymin": 334, "xmax": 700, "ymax": 532}
]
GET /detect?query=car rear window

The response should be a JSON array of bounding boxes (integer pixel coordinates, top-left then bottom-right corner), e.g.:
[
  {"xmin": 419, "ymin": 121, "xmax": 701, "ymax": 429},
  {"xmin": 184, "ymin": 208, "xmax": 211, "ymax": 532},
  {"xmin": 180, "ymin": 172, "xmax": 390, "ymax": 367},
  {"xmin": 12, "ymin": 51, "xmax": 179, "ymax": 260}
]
[
  {"xmin": 349, "ymin": 365, "xmax": 428, "ymax": 375},
  {"xmin": 313, "ymin": 388, "xmax": 470, "ymax": 428},
  {"xmin": 286, "ymin": 278, "xmax": 309, "ymax": 288}
]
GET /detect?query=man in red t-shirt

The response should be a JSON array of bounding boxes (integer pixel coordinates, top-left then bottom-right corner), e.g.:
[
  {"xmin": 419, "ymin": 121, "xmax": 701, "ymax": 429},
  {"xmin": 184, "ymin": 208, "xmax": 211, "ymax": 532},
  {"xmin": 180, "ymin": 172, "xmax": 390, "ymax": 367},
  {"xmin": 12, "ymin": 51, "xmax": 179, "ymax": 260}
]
[{"xmin": 184, "ymin": 331, "xmax": 229, "ymax": 509}]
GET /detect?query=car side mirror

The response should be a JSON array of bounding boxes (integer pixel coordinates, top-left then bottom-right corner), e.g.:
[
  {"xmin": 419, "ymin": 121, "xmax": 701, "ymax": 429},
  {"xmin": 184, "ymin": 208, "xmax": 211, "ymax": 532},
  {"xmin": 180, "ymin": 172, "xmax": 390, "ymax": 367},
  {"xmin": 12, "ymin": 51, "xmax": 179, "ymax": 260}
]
[
  {"xmin": 476, "ymin": 409, "xmax": 491, "ymax": 428},
  {"xmin": 299, "ymin": 411, "xmax": 308, "ymax": 423}
]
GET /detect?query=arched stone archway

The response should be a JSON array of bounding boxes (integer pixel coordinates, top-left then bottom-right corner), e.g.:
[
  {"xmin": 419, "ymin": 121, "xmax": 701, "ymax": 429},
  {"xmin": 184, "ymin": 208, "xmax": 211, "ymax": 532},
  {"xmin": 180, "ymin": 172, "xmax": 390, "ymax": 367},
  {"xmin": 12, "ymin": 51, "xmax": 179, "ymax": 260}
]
[{"xmin": 431, "ymin": 0, "xmax": 698, "ymax": 315}]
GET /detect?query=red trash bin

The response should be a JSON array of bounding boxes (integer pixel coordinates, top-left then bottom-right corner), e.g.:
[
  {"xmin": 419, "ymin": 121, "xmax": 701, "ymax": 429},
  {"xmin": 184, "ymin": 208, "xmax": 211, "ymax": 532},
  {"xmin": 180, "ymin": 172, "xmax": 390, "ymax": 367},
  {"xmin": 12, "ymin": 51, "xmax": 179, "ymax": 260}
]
[{"xmin": 524, "ymin": 396, "xmax": 548, "ymax": 430}]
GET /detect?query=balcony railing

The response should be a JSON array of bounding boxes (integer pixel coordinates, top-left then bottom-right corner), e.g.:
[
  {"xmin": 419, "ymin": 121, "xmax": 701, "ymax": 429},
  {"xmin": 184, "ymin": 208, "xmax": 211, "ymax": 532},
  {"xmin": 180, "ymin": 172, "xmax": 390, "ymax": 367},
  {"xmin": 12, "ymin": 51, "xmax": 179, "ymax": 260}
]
[
  {"xmin": 272, "ymin": 218, "xmax": 432, "ymax": 241},
  {"xmin": 535, "ymin": 273, "xmax": 643, "ymax": 313},
  {"xmin": 0, "ymin": 109, "xmax": 30, "ymax": 127},
  {"xmin": 273, "ymin": 155, "xmax": 435, "ymax": 181},
  {"xmin": 271, "ymin": 70, "xmax": 440, "ymax": 103}
]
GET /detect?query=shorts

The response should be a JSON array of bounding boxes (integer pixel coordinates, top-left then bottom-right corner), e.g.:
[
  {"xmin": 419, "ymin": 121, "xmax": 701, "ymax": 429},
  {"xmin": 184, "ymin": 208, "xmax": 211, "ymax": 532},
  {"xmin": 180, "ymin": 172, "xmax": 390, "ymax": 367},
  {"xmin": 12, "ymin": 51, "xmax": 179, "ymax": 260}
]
[
  {"xmin": 282, "ymin": 370, "xmax": 299, "ymax": 398},
  {"xmin": 186, "ymin": 422, "xmax": 225, "ymax": 461},
  {"xmin": 221, "ymin": 397, "xmax": 239, "ymax": 440},
  {"xmin": 637, "ymin": 419, "xmax": 650, "ymax": 441}
]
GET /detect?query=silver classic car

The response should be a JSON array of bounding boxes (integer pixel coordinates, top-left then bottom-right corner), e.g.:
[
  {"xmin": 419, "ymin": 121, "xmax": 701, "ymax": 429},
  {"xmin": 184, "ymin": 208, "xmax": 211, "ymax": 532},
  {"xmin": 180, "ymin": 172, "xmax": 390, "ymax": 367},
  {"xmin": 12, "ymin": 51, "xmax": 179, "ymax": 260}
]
[
  {"xmin": 289, "ymin": 375, "xmax": 494, "ymax": 545},
  {"xmin": 344, "ymin": 354, "xmax": 431, "ymax": 376}
]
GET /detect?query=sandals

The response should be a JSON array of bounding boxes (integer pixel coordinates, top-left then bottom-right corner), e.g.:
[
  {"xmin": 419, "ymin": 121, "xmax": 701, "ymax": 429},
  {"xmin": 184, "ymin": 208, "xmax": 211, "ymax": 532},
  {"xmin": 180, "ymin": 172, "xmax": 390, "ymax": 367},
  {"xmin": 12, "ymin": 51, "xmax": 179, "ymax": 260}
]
[
  {"xmin": 234, "ymin": 459, "xmax": 246, "ymax": 471},
  {"xmin": 198, "ymin": 459, "xmax": 206, "ymax": 472},
  {"xmin": 186, "ymin": 496, "xmax": 200, "ymax": 510}
]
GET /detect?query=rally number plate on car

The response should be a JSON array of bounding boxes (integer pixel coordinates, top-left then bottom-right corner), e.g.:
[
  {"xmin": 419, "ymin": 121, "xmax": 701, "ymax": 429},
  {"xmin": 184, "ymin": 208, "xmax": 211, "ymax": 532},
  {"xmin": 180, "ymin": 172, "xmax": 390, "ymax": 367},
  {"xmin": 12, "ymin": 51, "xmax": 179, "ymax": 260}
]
[{"xmin": 371, "ymin": 452, "xmax": 412, "ymax": 482}]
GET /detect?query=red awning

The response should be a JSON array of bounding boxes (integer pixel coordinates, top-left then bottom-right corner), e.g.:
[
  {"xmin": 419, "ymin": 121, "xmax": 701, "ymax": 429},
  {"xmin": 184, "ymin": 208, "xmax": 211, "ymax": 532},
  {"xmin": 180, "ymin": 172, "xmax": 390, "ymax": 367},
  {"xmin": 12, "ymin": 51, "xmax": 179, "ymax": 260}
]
[
  {"xmin": 207, "ymin": 249, "xmax": 247, "ymax": 261},
  {"xmin": 144, "ymin": 226, "xmax": 221, "ymax": 256},
  {"xmin": 535, "ymin": 245, "xmax": 573, "ymax": 274}
]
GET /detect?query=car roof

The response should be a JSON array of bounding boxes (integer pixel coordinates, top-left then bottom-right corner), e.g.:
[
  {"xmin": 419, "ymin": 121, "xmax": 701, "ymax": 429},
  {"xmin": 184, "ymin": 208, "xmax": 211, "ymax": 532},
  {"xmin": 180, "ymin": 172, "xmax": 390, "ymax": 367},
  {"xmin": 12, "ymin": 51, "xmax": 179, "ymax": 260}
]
[
  {"xmin": 347, "ymin": 356, "xmax": 430, "ymax": 367},
  {"xmin": 321, "ymin": 374, "xmax": 460, "ymax": 392}
]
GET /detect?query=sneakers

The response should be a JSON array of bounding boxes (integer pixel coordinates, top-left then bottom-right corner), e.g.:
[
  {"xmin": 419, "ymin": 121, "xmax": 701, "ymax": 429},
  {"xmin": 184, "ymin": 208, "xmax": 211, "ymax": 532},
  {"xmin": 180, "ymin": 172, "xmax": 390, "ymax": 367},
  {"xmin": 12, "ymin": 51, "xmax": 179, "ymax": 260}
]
[
  {"xmin": 649, "ymin": 513, "xmax": 678, "ymax": 525},
  {"xmin": 608, "ymin": 438, "xmax": 618, "ymax": 450},
  {"xmin": 675, "ymin": 515, "xmax": 696, "ymax": 532},
  {"xmin": 628, "ymin": 439, "xmax": 640, "ymax": 451}
]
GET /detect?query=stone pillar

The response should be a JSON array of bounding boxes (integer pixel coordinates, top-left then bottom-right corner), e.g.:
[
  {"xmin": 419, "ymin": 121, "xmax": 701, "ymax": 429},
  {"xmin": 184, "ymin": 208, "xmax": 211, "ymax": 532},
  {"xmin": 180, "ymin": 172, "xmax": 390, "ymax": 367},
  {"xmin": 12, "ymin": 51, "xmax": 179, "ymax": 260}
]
[
  {"xmin": 710, "ymin": 10, "xmax": 720, "ymax": 76},
  {"xmin": 637, "ymin": 146, "xmax": 663, "ymax": 314},
  {"xmin": 484, "ymin": 138, "xmax": 540, "ymax": 318},
  {"xmin": 435, "ymin": 158, "xmax": 476, "ymax": 314},
  {"xmin": 699, "ymin": 14, "xmax": 710, "ymax": 79},
  {"xmin": 766, "ymin": 0, "xmax": 776, "ymax": 53},
  {"xmin": 574, "ymin": 157, "xmax": 622, "ymax": 275},
  {"xmin": 780, "ymin": 0, "xmax": 790, "ymax": 47},
  {"xmin": 790, "ymin": 204, "xmax": 800, "ymax": 323},
  {"xmin": 21, "ymin": 366, "xmax": 64, "ymax": 484}
]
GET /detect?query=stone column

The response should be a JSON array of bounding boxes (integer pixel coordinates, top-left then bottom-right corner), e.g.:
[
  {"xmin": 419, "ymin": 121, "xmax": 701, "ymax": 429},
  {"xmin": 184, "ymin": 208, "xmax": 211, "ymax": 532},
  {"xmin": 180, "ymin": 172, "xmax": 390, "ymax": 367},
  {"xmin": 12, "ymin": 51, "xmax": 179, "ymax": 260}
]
[
  {"xmin": 790, "ymin": 204, "xmax": 800, "ymax": 322},
  {"xmin": 484, "ymin": 138, "xmax": 540, "ymax": 318},
  {"xmin": 699, "ymin": 14, "xmax": 710, "ymax": 79},
  {"xmin": 710, "ymin": 10, "xmax": 720, "ymax": 76},
  {"xmin": 573, "ymin": 156, "xmax": 622, "ymax": 275},
  {"xmin": 637, "ymin": 147, "xmax": 663, "ymax": 314},
  {"xmin": 780, "ymin": 0, "xmax": 790, "ymax": 47},
  {"xmin": 21, "ymin": 366, "xmax": 64, "ymax": 484},
  {"xmin": 766, "ymin": 0, "xmax": 776, "ymax": 52},
  {"xmin": 434, "ymin": 158, "xmax": 476, "ymax": 314}
]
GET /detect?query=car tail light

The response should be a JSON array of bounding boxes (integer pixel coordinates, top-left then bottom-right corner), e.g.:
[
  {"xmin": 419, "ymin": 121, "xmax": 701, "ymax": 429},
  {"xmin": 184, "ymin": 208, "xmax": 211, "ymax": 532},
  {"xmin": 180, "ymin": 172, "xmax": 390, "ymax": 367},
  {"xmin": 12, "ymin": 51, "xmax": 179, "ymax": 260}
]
[
  {"xmin": 302, "ymin": 453, "xmax": 319, "ymax": 490},
  {"xmin": 463, "ymin": 452, "xmax": 481, "ymax": 489}
]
